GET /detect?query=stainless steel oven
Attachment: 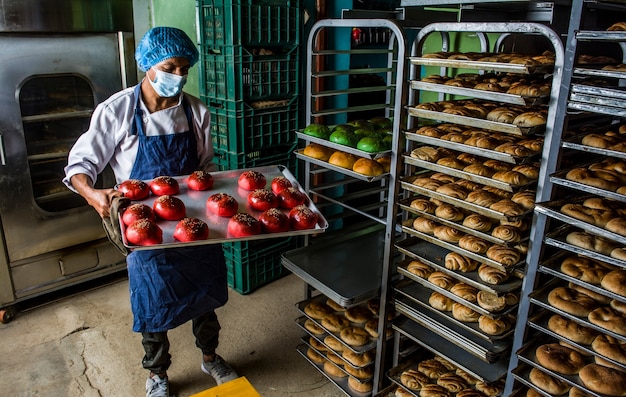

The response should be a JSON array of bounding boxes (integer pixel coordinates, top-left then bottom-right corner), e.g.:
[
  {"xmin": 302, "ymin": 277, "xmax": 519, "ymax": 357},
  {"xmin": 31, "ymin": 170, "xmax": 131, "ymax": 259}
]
[{"xmin": 0, "ymin": 0, "xmax": 137, "ymax": 321}]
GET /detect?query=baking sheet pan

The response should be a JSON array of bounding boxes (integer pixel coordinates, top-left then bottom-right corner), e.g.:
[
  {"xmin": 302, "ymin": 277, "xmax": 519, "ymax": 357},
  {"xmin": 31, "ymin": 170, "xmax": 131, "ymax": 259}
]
[
  {"xmin": 570, "ymin": 92, "xmax": 626, "ymax": 110},
  {"xmin": 403, "ymin": 130, "xmax": 536, "ymax": 165},
  {"xmin": 576, "ymin": 30, "xmax": 626, "ymax": 42},
  {"xmin": 394, "ymin": 280, "xmax": 515, "ymax": 342},
  {"xmin": 562, "ymin": 132, "xmax": 626, "ymax": 161},
  {"xmin": 571, "ymin": 83, "xmax": 626, "ymax": 100},
  {"xmin": 511, "ymin": 363, "xmax": 567, "ymax": 397},
  {"xmin": 400, "ymin": 177, "xmax": 532, "ymax": 221},
  {"xmin": 296, "ymin": 131, "xmax": 391, "ymax": 160},
  {"xmin": 411, "ymin": 80, "xmax": 544, "ymax": 106},
  {"xmin": 300, "ymin": 335, "xmax": 374, "ymax": 382},
  {"xmin": 409, "ymin": 56, "xmax": 549, "ymax": 75},
  {"xmin": 392, "ymin": 315, "xmax": 510, "ymax": 383},
  {"xmin": 574, "ymin": 66, "xmax": 626, "ymax": 80},
  {"xmin": 294, "ymin": 149, "xmax": 389, "ymax": 182},
  {"xmin": 119, "ymin": 165, "xmax": 327, "ymax": 250},
  {"xmin": 403, "ymin": 154, "xmax": 536, "ymax": 193},
  {"xmin": 568, "ymin": 100, "xmax": 626, "ymax": 118},
  {"xmin": 549, "ymin": 167, "xmax": 626, "ymax": 204},
  {"xmin": 395, "ymin": 237, "xmax": 524, "ymax": 294},
  {"xmin": 407, "ymin": 107, "xmax": 543, "ymax": 136}
]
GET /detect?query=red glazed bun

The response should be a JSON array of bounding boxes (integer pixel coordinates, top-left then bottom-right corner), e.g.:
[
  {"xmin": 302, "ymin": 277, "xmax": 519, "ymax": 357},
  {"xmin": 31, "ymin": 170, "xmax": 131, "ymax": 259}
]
[
  {"xmin": 289, "ymin": 205, "xmax": 319, "ymax": 230},
  {"xmin": 238, "ymin": 170, "xmax": 266, "ymax": 191},
  {"xmin": 153, "ymin": 195, "xmax": 186, "ymax": 221},
  {"xmin": 186, "ymin": 170, "xmax": 214, "ymax": 191},
  {"xmin": 118, "ymin": 179, "xmax": 150, "ymax": 200},
  {"xmin": 173, "ymin": 217, "xmax": 209, "ymax": 242},
  {"xmin": 247, "ymin": 189, "xmax": 279, "ymax": 211},
  {"xmin": 227, "ymin": 213, "xmax": 262, "ymax": 237},
  {"xmin": 150, "ymin": 176, "xmax": 179, "ymax": 196},
  {"xmin": 278, "ymin": 187, "xmax": 307, "ymax": 209},
  {"xmin": 258, "ymin": 208, "xmax": 290, "ymax": 233},
  {"xmin": 122, "ymin": 203, "xmax": 155, "ymax": 226},
  {"xmin": 271, "ymin": 176, "xmax": 292, "ymax": 194},
  {"xmin": 125, "ymin": 218, "xmax": 163, "ymax": 246},
  {"xmin": 206, "ymin": 193, "xmax": 239, "ymax": 217}
]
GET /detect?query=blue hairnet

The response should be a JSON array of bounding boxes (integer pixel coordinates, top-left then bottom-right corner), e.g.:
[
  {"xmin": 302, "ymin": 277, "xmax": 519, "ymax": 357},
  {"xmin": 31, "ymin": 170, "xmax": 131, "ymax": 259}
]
[{"xmin": 135, "ymin": 27, "xmax": 199, "ymax": 72}]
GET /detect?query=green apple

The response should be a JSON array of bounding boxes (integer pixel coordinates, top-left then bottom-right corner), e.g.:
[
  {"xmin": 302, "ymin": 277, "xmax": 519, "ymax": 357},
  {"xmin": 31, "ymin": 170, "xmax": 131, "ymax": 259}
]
[
  {"xmin": 302, "ymin": 123, "xmax": 330, "ymax": 139},
  {"xmin": 357, "ymin": 136, "xmax": 387, "ymax": 152},
  {"xmin": 329, "ymin": 130, "xmax": 359, "ymax": 147}
]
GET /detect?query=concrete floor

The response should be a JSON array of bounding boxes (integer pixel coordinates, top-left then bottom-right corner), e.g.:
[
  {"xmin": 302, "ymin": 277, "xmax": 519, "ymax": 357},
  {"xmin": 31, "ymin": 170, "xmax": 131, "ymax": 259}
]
[{"xmin": 0, "ymin": 272, "xmax": 343, "ymax": 397}]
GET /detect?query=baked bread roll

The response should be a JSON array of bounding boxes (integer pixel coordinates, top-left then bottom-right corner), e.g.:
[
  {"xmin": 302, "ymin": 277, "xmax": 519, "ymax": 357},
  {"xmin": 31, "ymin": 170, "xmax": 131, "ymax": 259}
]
[
  {"xmin": 306, "ymin": 347, "xmax": 326, "ymax": 364},
  {"xmin": 486, "ymin": 244, "xmax": 521, "ymax": 266},
  {"xmin": 433, "ymin": 225, "xmax": 464, "ymax": 243},
  {"xmin": 569, "ymin": 387, "xmax": 593, "ymax": 397},
  {"xmin": 411, "ymin": 146, "xmax": 441, "ymax": 162},
  {"xmin": 437, "ymin": 157, "xmax": 467, "ymax": 170},
  {"xmin": 415, "ymin": 102, "xmax": 443, "ymax": 112},
  {"xmin": 499, "ymin": 217, "xmax": 529, "ymax": 231},
  {"xmin": 602, "ymin": 269, "xmax": 626, "ymax": 295},
  {"xmin": 529, "ymin": 367, "xmax": 572, "ymax": 395},
  {"xmin": 494, "ymin": 142, "xmax": 533, "ymax": 157},
  {"xmin": 547, "ymin": 286, "xmax": 599, "ymax": 317},
  {"xmin": 407, "ymin": 260, "xmax": 434, "ymax": 278},
  {"xmin": 568, "ymin": 282, "xmax": 611, "ymax": 304},
  {"xmin": 566, "ymin": 168, "xmax": 620, "ymax": 191},
  {"xmin": 419, "ymin": 384, "xmax": 452, "ymax": 397},
  {"xmin": 482, "ymin": 185, "xmax": 513, "ymax": 199},
  {"xmin": 437, "ymin": 373, "xmax": 468, "ymax": 393},
  {"xmin": 342, "ymin": 349, "xmax": 374, "ymax": 367},
  {"xmin": 305, "ymin": 301, "xmax": 334, "ymax": 320},
  {"xmin": 492, "ymin": 170, "xmax": 529, "ymax": 186},
  {"xmin": 326, "ymin": 298, "xmax": 346, "ymax": 312},
  {"xmin": 513, "ymin": 111, "xmax": 546, "ymax": 127},
  {"xmin": 475, "ymin": 380, "xmax": 504, "ymax": 397},
  {"xmin": 606, "ymin": 217, "xmax": 626, "ymax": 236},
  {"xmin": 611, "ymin": 247, "xmax": 626, "ymax": 260},
  {"xmin": 455, "ymin": 368, "xmax": 477, "ymax": 385},
  {"xmin": 339, "ymin": 327, "xmax": 370, "ymax": 347},
  {"xmin": 429, "ymin": 291, "xmax": 453, "ymax": 311},
  {"xmin": 611, "ymin": 299, "xmax": 626, "ymax": 315},
  {"xmin": 463, "ymin": 163, "xmax": 494, "ymax": 177},
  {"xmin": 413, "ymin": 217, "xmax": 438, "ymax": 234},
  {"xmin": 321, "ymin": 313, "xmax": 350, "ymax": 332},
  {"xmin": 345, "ymin": 305, "xmax": 372, "ymax": 324},
  {"xmin": 547, "ymin": 314, "xmax": 598, "ymax": 344},
  {"xmin": 412, "ymin": 177, "xmax": 444, "ymax": 191},
  {"xmin": 324, "ymin": 335, "xmax": 345, "ymax": 352},
  {"xmin": 415, "ymin": 126, "xmax": 443, "ymax": 137},
  {"xmin": 561, "ymin": 202, "xmax": 614, "ymax": 227},
  {"xmin": 428, "ymin": 271, "xmax": 457, "ymax": 290},
  {"xmin": 353, "ymin": 158, "xmax": 385, "ymax": 176},
  {"xmin": 457, "ymin": 389, "xmax": 487, "ymax": 397},
  {"xmin": 478, "ymin": 264, "xmax": 510, "ymax": 285},
  {"xmin": 304, "ymin": 319, "xmax": 325, "ymax": 335},
  {"xmin": 608, "ymin": 21, "xmax": 626, "ymax": 31},
  {"xmin": 588, "ymin": 307, "xmax": 626, "ymax": 335},
  {"xmin": 347, "ymin": 377, "xmax": 372, "ymax": 393},
  {"xmin": 451, "ymin": 302, "xmax": 480, "ymax": 322},
  {"xmin": 450, "ymin": 283, "xmax": 479, "ymax": 303},
  {"xmin": 566, "ymin": 231, "xmax": 617, "ymax": 255},
  {"xmin": 456, "ymin": 179, "xmax": 482, "ymax": 192},
  {"xmin": 478, "ymin": 315, "xmax": 510, "ymax": 335},
  {"xmin": 477, "ymin": 291, "xmax": 507, "ymax": 312},
  {"xmin": 303, "ymin": 143, "xmax": 334, "ymax": 161},
  {"xmin": 579, "ymin": 363, "xmax": 626, "ymax": 396},
  {"xmin": 436, "ymin": 183, "xmax": 468, "ymax": 199},
  {"xmin": 592, "ymin": 334, "xmax": 626, "ymax": 365},
  {"xmin": 464, "ymin": 136, "xmax": 499, "ymax": 149},
  {"xmin": 323, "ymin": 360, "xmax": 347, "ymax": 378},
  {"xmin": 491, "ymin": 225, "xmax": 521, "ymax": 243},
  {"xmin": 489, "ymin": 200, "xmax": 526, "ymax": 216},
  {"xmin": 411, "ymin": 198, "xmax": 437, "ymax": 214},
  {"xmin": 400, "ymin": 368, "xmax": 430, "ymax": 390},
  {"xmin": 487, "ymin": 108, "xmax": 518, "ymax": 124},
  {"xmin": 430, "ymin": 172, "xmax": 457, "ymax": 184},
  {"xmin": 435, "ymin": 203, "xmax": 465, "ymax": 221},
  {"xmin": 327, "ymin": 350, "xmax": 345, "ymax": 365},
  {"xmin": 518, "ymin": 138, "xmax": 544, "ymax": 153},
  {"xmin": 418, "ymin": 358, "xmax": 450, "ymax": 379},
  {"xmin": 535, "ymin": 343, "xmax": 586, "ymax": 375},
  {"xmin": 458, "ymin": 235, "xmax": 489, "ymax": 254},
  {"xmin": 462, "ymin": 214, "xmax": 493, "ymax": 232},
  {"xmin": 560, "ymin": 255, "xmax": 613, "ymax": 284},
  {"xmin": 309, "ymin": 336, "xmax": 327, "ymax": 352},
  {"xmin": 466, "ymin": 191, "xmax": 498, "ymax": 207},
  {"xmin": 364, "ymin": 317, "xmax": 379, "ymax": 338},
  {"xmin": 444, "ymin": 252, "xmax": 479, "ymax": 272},
  {"xmin": 328, "ymin": 151, "xmax": 359, "ymax": 169},
  {"xmin": 511, "ymin": 190, "xmax": 536, "ymax": 209}
]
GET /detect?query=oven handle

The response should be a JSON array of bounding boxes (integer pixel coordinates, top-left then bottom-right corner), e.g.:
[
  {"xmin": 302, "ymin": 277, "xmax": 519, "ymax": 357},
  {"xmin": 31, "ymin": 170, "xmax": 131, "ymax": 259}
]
[{"xmin": 0, "ymin": 132, "xmax": 6, "ymax": 166}]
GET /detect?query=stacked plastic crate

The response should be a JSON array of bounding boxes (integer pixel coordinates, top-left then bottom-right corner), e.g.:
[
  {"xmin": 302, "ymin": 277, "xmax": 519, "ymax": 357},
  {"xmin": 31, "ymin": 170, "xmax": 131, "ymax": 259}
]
[{"xmin": 198, "ymin": 0, "xmax": 302, "ymax": 293}]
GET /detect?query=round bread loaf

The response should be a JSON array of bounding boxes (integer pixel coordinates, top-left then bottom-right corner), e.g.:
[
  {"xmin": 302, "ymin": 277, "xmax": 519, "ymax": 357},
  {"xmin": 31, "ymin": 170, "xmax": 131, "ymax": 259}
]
[
  {"xmin": 566, "ymin": 168, "xmax": 619, "ymax": 191},
  {"xmin": 431, "ymin": 172, "xmax": 457, "ymax": 183},
  {"xmin": 396, "ymin": 386, "xmax": 416, "ymax": 397},
  {"xmin": 462, "ymin": 214, "xmax": 493, "ymax": 232},
  {"xmin": 602, "ymin": 270, "xmax": 626, "ymax": 295},
  {"xmin": 487, "ymin": 108, "xmax": 518, "ymax": 123},
  {"xmin": 511, "ymin": 190, "xmax": 536, "ymax": 209},
  {"xmin": 450, "ymin": 283, "xmax": 479, "ymax": 303},
  {"xmin": 323, "ymin": 360, "xmax": 346, "ymax": 378},
  {"xmin": 326, "ymin": 298, "xmax": 346, "ymax": 312},
  {"xmin": 610, "ymin": 247, "xmax": 626, "ymax": 261},
  {"xmin": 366, "ymin": 298, "xmax": 379, "ymax": 315},
  {"xmin": 429, "ymin": 291, "xmax": 453, "ymax": 311},
  {"xmin": 483, "ymin": 185, "xmax": 513, "ymax": 199},
  {"xmin": 364, "ymin": 317, "xmax": 379, "ymax": 337},
  {"xmin": 486, "ymin": 244, "xmax": 521, "ymax": 266},
  {"xmin": 437, "ymin": 157, "xmax": 467, "ymax": 170},
  {"xmin": 529, "ymin": 367, "xmax": 571, "ymax": 395},
  {"xmin": 345, "ymin": 305, "xmax": 372, "ymax": 324},
  {"xmin": 535, "ymin": 343, "xmax": 586, "ymax": 375},
  {"xmin": 339, "ymin": 327, "xmax": 370, "ymax": 347},
  {"xmin": 608, "ymin": 21, "xmax": 626, "ymax": 31},
  {"xmin": 324, "ymin": 335, "xmax": 345, "ymax": 352},
  {"xmin": 495, "ymin": 142, "xmax": 532, "ymax": 157},
  {"xmin": 411, "ymin": 146, "xmax": 442, "ymax": 162},
  {"xmin": 306, "ymin": 347, "xmax": 326, "ymax": 364},
  {"xmin": 588, "ymin": 307, "xmax": 626, "ymax": 336},
  {"xmin": 413, "ymin": 217, "xmax": 438, "ymax": 234},
  {"xmin": 353, "ymin": 158, "xmax": 384, "ymax": 176},
  {"xmin": 305, "ymin": 301, "xmax": 333, "ymax": 320},
  {"xmin": 560, "ymin": 256, "xmax": 613, "ymax": 284},
  {"xmin": 579, "ymin": 363, "xmax": 626, "ymax": 396},
  {"xmin": 342, "ymin": 349, "xmax": 374, "ymax": 367},
  {"xmin": 492, "ymin": 170, "xmax": 529, "ymax": 186},
  {"xmin": 418, "ymin": 358, "xmax": 450, "ymax": 379},
  {"xmin": 478, "ymin": 264, "xmax": 510, "ymax": 285},
  {"xmin": 436, "ymin": 183, "xmax": 468, "ymax": 199},
  {"xmin": 326, "ymin": 350, "xmax": 345, "ymax": 365},
  {"xmin": 347, "ymin": 377, "xmax": 372, "ymax": 393},
  {"xmin": 401, "ymin": 368, "xmax": 430, "ymax": 390},
  {"xmin": 328, "ymin": 151, "xmax": 359, "ymax": 169},
  {"xmin": 513, "ymin": 111, "xmax": 546, "ymax": 127},
  {"xmin": 456, "ymin": 179, "xmax": 482, "ymax": 192},
  {"xmin": 451, "ymin": 303, "xmax": 480, "ymax": 322},
  {"xmin": 304, "ymin": 319, "xmax": 325, "ymax": 335},
  {"xmin": 547, "ymin": 286, "xmax": 599, "ymax": 317},
  {"xmin": 303, "ymin": 143, "xmax": 334, "ymax": 161},
  {"xmin": 568, "ymin": 282, "xmax": 611, "ymax": 304},
  {"xmin": 435, "ymin": 203, "xmax": 465, "ymax": 221},
  {"xmin": 512, "ymin": 164, "xmax": 539, "ymax": 180},
  {"xmin": 466, "ymin": 190, "xmax": 499, "ymax": 207},
  {"xmin": 475, "ymin": 380, "xmax": 504, "ymax": 397},
  {"xmin": 457, "ymin": 389, "xmax": 485, "ymax": 397},
  {"xmin": 321, "ymin": 313, "xmax": 350, "ymax": 332},
  {"xmin": 433, "ymin": 356, "xmax": 456, "ymax": 371},
  {"xmin": 455, "ymin": 368, "xmax": 477, "ymax": 385},
  {"xmin": 309, "ymin": 336, "xmax": 327, "ymax": 352},
  {"xmin": 592, "ymin": 334, "xmax": 626, "ymax": 365},
  {"xmin": 415, "ymin": 126, "xmax": 443, "ymax": 138},
  {"xmin": 611, "ymin": 299, "xmax": 626, "ymax": 315},
  {"xmin": 411, "ymin": 198, "xmax": 437, "ymax": 213},
  {"xmin": 437, "ymin": 373, "xmax": 468, "ymax": 393},
  {"xmin": 491, "ymin": 225, "xmax": 521, "ymax": 243},
  {"xmin": 428, "ymin": 271, "xmax": 457, "ymax": 290},
  {"xmin": 433, "ymin": 225, "xmax": 464, "ymax": 243},
  {"xmin": 489, "ymin": 200, "xmax": 525, "ymax": 216},
  {"xmin": 458, "ymin": 235, "xmax": 489, "ymax": 254},
  {"xmin": 407, "ymin": 260, "xmax": 434, "ymax": 278},
  {"xmin": 478, "ymin": 315, "xmax": 510, "ymax": 335},
  {"xmin": 547, "ymin": 314, "xmax": 598, "ymax": 344},
  {"xmin": 412, "ymin": 177, "xmax": 444, "ymax": 191},
  {"xmin": 477, "ymin": 291, "xmax": 507, "ymax": 312},
  {"xmin": 464, "ymin": 163, "xmax": 494, "ymax": 177}
]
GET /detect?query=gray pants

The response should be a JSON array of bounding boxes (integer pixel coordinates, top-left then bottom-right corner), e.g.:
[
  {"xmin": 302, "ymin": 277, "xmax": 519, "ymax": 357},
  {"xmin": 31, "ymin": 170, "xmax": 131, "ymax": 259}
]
[{"xmin": 141, "ymin": 310, "xmax": 221, "ymax": 374}]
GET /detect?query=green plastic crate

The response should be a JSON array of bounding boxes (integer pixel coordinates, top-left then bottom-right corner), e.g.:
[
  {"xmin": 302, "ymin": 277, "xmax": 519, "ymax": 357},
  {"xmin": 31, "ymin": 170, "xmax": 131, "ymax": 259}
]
[
  {"xmin": 204, "ymin": 97, "xmax": 299, "ymax": 155},
  {"xmin": 198, "ymin": 0, "xmax": 301, "ymax": 47},
  {"xmin": 224, "ymin": 235, "xmax": 301, "ymax": 294},
  {"xmin": 200, "ymin": 45, "xmax": 300, "ymax": 102},
  {"xmin": 212, "ymin": 145, "xmax": 298, "ymax": 174}
]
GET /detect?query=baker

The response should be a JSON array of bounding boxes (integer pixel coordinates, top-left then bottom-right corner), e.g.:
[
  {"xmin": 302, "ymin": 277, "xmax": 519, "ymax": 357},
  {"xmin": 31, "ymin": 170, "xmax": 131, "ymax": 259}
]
[{"xmin": 63, "ymin": 27, "xmax": 238, "ymax": 397}]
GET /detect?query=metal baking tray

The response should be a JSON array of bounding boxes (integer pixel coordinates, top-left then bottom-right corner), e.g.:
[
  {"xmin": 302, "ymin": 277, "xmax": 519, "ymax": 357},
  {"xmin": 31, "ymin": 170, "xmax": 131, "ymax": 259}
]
[
  {"xmin": 568, "ymin": 100, "xmax": 626, "ymax": 118},
  {"xmin": 549, "ymin": 167, "xmax": 626, "ymax": 204},
  {"xmin": 372, "ymin": 384, "xmax": 400, "ymax": 397},
  {"xmin": 535, "ymin": 199, "xmax": 626, "ymax": 246},
  {"xmin": 394, "ymin": 280, "xmax": 515, "ymax": 342},
  {"xmin": 407, "ymin": 107, "xmax": 543, "ymax": 136},
  {"xmin": 294, "ymin": 149, "xmax": 389, "ymax": 182},
  {"xmin": 528, "ymin": 310, "xmax": 626, "ymax": 372},
  {"xmin": 403, "ymin": 154, "xmax": 536, "ymax": 193},
  {"xmin": 295, "ymin": 295, "xmax": 378, "ymax": 354},
  {"xmin": 411, "ymin": 80, "xmax": 546, "ymax": 106},
  {"xmin": 510, "ymin": 363, "xmax": 566, "ymax": 397},
  {"xmin": 529, "ymin": 279, "xmax": 626, "ymax": 343},
  {"xmin": 570, "ymin": 91, "xmax": 626, "ymax": 110},
  {"xmin": 409, "ymin": 56, "xmax": 549, "ymax": 75},
  {"xmin": 574, "ymin": 66, "xmax": 626, "ymax": 80},
  {"xmin": 296, "ymin": 131, "xmax": 391, "ymax": 160},
  {"xmin": 296, "ymin": 343, "xmax": 372, "ymax": 397},
  {"xmin": 562, "ymin": 131, "xmax": 626, "ymax": 160},
  {"xmin": 401, "ymin": 225, "xmax": 526, "ymax": 272},
  {"xmin": 403, "ymin": 130, "xmax": 538, "ymax": 165},
  {"xmin": 296, "ymin": 316, "xmax": 376, "ymax": 369},
  {"xmin": 516, "ymin": 337, "xmax": 602, "ymax": 397},
  {"xmin": 392, "ymin": 315, "xmax": 510, "ymax": 383},
  {"xmin": 538, "ymin": 252, "xmax": 626, "ymax": 305},
  {"xmin": 118, "ymin": 165, "xmax": 328, "ymax": 250},
  {"xmin": 544, "ymin": 224, "xmax": 626, "ymax": 270},
  {"xmin": 300, "ymin": 335, "xmax": 374, "ymax": 382},
  {"xmin": 400, "ymin": 177, "xmax": 532, "ymax": 221},
  {"xmin": 395, "ymin": 237, "xmax": 524, "ymax": 294},
  {"xmin": 576, "ymin": 30, "xmax": 626, "ymax": 42},
  {"xmin": 398, "ymin": 196, "xmax": 527, "ymax": 246},
  {"xmin": 397, "ymin": 264, "xmax": 518, "ymax": 319},
  {"xmin": 571, "ymin": 83, "xmax": 626, "ymax": 101}
]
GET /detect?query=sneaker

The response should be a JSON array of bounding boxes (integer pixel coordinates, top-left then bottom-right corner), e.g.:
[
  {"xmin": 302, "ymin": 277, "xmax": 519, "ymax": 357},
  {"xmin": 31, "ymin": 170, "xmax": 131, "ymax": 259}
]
[
  {"xmin": 145, "ymin": 374, "xmax": 169, "ymax": 397},
  {"xmin": 201, "ymin": 355, "xmax": 239, "ymax": 385}
]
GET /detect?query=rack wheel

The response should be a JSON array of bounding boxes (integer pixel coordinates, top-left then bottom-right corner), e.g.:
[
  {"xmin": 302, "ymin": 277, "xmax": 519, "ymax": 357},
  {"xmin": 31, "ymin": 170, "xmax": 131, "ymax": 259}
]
[{"xmin": 0, "ymin": 306, "xmax": 16, "ymax": 324}]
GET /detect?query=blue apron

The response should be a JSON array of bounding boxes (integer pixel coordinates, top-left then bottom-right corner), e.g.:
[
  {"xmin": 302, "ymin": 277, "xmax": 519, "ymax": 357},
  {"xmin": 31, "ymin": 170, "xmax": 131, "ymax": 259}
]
[{"xmin": 126, "ymin": 83, "xmax": 228, "ymax": 333}]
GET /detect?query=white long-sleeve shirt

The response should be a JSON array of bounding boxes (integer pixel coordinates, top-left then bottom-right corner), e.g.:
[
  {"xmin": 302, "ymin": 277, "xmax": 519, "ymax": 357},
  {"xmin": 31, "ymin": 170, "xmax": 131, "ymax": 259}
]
[{"xmin": 63, "ymin": 86, "xmax": 215, "ymax": 190}]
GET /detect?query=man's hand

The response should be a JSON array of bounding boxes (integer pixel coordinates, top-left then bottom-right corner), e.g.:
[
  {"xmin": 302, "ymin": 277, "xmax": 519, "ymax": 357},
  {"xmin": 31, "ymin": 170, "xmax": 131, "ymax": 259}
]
[{"xmin": 70, "ymin": 174, "xmax": 124, "ymax": 218}]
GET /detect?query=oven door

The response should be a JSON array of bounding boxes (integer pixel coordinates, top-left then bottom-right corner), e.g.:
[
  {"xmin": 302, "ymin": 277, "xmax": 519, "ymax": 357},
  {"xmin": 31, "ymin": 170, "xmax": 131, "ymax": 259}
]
[{"xmin": 0, "ymin": 33, "xmax": 134, "ymax": 263}]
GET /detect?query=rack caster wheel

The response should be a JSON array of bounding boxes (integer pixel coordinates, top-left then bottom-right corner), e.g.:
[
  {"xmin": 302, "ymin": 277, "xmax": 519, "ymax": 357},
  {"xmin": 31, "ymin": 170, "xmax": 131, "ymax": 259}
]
[{"xmin": 0, "ymin": 306, "xmax": 16, "ymax": 324}]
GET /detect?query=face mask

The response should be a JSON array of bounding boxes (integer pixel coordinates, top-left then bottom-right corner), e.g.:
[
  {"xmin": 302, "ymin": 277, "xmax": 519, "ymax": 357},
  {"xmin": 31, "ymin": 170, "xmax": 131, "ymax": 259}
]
[{"xmin": 149, "ymin": 67, "xmax": 187, "ymax": 97}]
